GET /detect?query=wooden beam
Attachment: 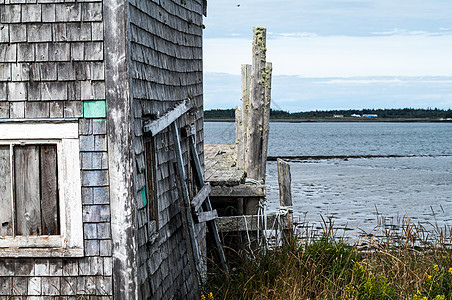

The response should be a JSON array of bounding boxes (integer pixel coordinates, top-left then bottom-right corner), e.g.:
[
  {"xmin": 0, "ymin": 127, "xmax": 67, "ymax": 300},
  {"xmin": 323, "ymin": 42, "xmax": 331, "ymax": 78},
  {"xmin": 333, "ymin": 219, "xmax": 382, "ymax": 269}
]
[
  {"xmin": 216, "ymin": 215, "xmax": 279, "ymax": 233},
  {"xmin": 210, "ymin": 184, "xmax": 266, "ymax": 198},
  {"xmin": 191, "ymin": 183, "xmax": 211, "ymax": 213},
  {"xmin": 144, "ymin": 100, "xmax": 193, "ymax": 135},
  {"xmin": 195, "ymin": 210, "xmax": 218, "ymax": 223}
]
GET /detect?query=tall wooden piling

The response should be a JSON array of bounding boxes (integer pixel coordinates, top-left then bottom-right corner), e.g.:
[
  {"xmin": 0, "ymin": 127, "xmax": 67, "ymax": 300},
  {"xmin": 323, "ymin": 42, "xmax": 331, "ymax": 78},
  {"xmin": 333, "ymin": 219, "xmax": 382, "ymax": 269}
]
[
  {"xmin": 236, "ymin": 27, "xmax": 272, "ymax": 183},
  {"xmin": 245, "ymin": 27, "xmax": 267, "ymax": 181}
]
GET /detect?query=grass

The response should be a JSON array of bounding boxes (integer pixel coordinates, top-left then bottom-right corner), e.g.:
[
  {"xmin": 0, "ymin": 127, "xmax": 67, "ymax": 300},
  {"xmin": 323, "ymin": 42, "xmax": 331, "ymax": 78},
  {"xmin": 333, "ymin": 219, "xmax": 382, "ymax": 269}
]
[{"xmin": 204, "ymin": 217, "xmax": 452, "ymax": 299}]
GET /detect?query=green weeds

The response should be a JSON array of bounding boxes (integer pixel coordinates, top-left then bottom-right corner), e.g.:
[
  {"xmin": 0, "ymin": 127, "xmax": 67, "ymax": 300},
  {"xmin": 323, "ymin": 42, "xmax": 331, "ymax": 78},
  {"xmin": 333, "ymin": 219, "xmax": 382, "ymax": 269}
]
[{"xmin": 205, "ymin": 218, "xmax": 452, "ymax": 299}]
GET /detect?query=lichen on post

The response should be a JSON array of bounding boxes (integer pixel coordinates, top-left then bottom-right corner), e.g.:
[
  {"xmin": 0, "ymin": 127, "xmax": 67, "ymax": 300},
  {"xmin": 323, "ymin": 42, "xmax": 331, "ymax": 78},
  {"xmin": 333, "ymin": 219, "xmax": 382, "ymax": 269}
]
[
  {"xmin": 239, "ymin": 63, "xmax": 251, "ymax": 169},
  {"xmin": 261, "ymin": 62, "xmax": 272, "ymax": 177},
  {"xmin": 245, "ymin": 27, "xmax": 267, "ymax": 181}
]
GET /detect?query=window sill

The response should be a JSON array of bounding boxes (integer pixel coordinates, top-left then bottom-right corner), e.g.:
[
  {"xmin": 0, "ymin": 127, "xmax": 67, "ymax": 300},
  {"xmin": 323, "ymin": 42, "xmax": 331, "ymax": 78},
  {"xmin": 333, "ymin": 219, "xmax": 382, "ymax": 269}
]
[{"xmin": 0, "ymin": 247, "xmax": 84, "ymax": 258}]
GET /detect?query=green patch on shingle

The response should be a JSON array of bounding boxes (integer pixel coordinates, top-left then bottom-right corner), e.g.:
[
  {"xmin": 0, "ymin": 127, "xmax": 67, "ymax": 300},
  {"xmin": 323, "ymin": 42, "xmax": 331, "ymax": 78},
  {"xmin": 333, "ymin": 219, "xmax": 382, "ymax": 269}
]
[
  {"xmin": 141, "ymin": 187, "xmax": 147, "ymax": 207},
  {"xmin": 83, "ymin": 100, "xmax": 106, "ymax": 118}
]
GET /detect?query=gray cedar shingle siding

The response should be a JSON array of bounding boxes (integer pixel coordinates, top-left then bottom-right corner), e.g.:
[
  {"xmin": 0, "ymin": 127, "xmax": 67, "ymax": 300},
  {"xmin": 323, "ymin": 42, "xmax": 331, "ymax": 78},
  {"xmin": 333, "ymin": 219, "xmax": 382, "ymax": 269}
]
[
  {"xmin": 0, "ymin": 0, "xmax": 206, "ymax": 298},
  {"xmin": 0, "ymin": 0, "xmax": 112, "ymax": 298},
  {"xmin": 128, "ymin": 0, "xmax": 206, "ymax": 299}
]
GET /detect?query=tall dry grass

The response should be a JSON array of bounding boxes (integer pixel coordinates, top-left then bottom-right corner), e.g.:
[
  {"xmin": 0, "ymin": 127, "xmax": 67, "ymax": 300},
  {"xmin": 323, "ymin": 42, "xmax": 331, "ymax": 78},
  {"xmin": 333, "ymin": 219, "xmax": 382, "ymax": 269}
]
[{"xmin": 205, "ymin": 216, "xmax": 452, "ymax": 299}]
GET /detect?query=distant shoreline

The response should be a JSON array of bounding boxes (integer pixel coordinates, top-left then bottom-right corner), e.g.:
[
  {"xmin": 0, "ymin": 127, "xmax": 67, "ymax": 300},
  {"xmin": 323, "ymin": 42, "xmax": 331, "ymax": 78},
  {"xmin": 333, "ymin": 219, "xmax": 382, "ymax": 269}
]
[{"xmin": 205, "ymin": 118, "xmax": 452, "ymax": 123}]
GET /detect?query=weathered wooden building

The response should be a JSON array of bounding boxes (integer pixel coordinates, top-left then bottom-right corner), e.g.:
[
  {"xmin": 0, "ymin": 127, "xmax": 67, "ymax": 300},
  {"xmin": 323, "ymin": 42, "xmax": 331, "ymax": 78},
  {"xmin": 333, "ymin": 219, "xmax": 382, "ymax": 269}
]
[{"xmin": 0, "ymin": 0, "xmax": 208, "ymax": 298}]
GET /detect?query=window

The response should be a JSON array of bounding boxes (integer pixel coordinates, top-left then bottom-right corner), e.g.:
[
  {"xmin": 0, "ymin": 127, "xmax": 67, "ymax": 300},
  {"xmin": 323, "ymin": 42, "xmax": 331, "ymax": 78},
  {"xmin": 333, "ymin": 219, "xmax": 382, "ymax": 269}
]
[
  {"xmin": 1, "ymin": 144, "xmax": 60, "ymax": 236},
  {"xmin": 0, "ymin": 121, "xmax": 83, "ymax": 257}
]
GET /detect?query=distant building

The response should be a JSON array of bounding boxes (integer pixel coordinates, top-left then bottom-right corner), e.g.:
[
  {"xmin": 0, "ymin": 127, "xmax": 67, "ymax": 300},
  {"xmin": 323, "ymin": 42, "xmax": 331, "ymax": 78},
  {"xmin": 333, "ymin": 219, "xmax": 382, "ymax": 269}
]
[
  {"xmin": 351, "ymin": 114, "xmax": 362, "ymax": 117},
  {"xmin": 363, "ymin": 114, "xmax": 378, "ymax": 118},
  {"xmin": 333, "ymin": 114, "xmax": 344, "ymax": 118}
]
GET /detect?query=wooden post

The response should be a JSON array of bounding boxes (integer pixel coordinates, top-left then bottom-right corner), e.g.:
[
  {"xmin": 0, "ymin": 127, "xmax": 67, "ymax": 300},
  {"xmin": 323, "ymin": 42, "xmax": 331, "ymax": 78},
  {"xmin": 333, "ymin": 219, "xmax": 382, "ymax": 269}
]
[
  {"xmin": 245, "ymin": 27, "xmax": 267, "ymax": 181},
  {"xmin": 235, "ymin": 106, "xmax": 244, "ymax": 169},
  {"xmin": 239, "ymin": 64, "xmax": 251, "ymax": 170},
  {"xmin": 277, "ymin": 159, "xmax": 293, "ymax": 238},
  {"xmin": 261, "ymin": 62, "xmax": 272, "ymax": 178}
]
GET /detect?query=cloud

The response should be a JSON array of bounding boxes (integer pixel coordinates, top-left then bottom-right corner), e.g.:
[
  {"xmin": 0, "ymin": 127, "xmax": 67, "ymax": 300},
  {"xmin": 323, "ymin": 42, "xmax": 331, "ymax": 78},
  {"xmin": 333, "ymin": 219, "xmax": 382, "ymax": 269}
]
[
  {"xmin": 313, "ymin": 77, "xmax": 452, "ymax": 85},
  {"xmin": 273, "ymin": 32, "xmax": 319, "ymax": 38},
  {"xmin": 370, "ymin": 28, "xmax": 452, "ymax": 36},
  {"xmin": 204, "ymin": 73, "xmax": 452, "ymax": 112},
  {"xmin": 204, "ymin": 34, "xmax": 452, "ymax": 77}
]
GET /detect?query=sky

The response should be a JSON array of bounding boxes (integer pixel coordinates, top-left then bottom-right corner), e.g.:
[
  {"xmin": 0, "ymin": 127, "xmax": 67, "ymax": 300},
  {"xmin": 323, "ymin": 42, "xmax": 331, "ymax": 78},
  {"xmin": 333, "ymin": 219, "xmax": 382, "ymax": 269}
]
[{"xmin": 202, "ymin": 0, "xmax": 452, "ymax": 112}]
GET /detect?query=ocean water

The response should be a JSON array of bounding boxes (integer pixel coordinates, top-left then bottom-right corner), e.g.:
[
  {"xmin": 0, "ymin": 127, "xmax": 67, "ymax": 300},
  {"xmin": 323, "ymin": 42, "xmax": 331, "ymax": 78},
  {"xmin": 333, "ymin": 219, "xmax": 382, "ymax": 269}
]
[{"xmin": 204, "ymin": 122, "xmax": 452, "ymax": 237}]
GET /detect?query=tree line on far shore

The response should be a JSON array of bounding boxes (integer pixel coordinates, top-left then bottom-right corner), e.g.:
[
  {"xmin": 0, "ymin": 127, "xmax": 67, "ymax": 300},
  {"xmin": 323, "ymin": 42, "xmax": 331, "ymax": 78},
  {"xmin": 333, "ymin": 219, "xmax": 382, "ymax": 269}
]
[{"xmin": 204, "ymin": 108, "xmax": 452, "ymax": 119}]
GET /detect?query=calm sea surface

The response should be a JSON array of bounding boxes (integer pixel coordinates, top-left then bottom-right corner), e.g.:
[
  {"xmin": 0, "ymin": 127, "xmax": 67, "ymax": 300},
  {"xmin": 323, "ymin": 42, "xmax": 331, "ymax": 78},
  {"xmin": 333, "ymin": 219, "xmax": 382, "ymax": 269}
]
[{"xmin": 205, "ymin": 122, "xmax": 452, "ymax": 237}]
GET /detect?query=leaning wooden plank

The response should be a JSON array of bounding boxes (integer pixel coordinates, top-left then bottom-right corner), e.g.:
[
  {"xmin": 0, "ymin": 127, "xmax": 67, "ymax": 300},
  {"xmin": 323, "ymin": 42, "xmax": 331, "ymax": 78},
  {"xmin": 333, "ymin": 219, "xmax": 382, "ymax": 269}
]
[
  {"xmin": 0, "ymin": 146, "xmax": 12, "ymax": 236},
  {"xmin": 216, "ymin": 215, "xmax": 279, "ymax": 232},
  {"xmin": 14, "ymin": 145, "xmax": 42, "ymax": 236},
  {"xmin": 195, "ymin": 210, "xmax": 218, "ymax": 223},
  {"xmin": 210, "ymin": 184, "xmax": 266, "ymax": 198},
  {"xmin": 40, "ymin": 145, "xmax": 59, "ymax": 235},
  {"xmin": 190, "ymin": 183, "xmax": 211, "ymax": 213},
  {"xmin": 171, "ymin": 122, "xmax": 201, "ymax": 297},
  {"xmin": 144, "ymin": 99, "xmax": 193, "ymax": 135},
  {"xmin": 189, "ymin": 135, "xmax": 228, "ymax": 273}
]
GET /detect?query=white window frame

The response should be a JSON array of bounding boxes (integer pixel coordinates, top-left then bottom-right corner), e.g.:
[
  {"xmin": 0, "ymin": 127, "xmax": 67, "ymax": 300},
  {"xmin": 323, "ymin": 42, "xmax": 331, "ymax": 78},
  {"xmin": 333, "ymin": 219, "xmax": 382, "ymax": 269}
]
[{"xmin": 0, "ymin": 121, "xmax": 84, "ymax": 257}]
